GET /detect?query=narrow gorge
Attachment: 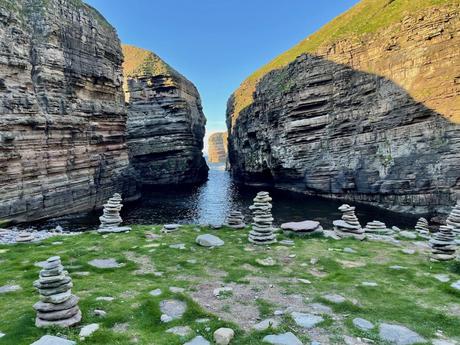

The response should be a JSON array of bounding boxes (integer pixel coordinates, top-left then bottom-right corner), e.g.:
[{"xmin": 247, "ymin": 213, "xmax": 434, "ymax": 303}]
[{"xmin": 227, "ymin": 1, "xmax": 460, "ymax": 214}]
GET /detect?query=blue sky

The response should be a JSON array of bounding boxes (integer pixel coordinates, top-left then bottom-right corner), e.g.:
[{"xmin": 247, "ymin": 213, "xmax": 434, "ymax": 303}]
[{"xmin": 86, "ymin": 0, "xmax": 359, "ymax": 135}]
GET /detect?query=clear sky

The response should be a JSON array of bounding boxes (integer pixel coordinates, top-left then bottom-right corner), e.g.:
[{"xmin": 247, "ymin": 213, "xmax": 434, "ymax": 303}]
[{"xmin": 86, "ymin": 0, "xmax": 359, "ymax": 136}]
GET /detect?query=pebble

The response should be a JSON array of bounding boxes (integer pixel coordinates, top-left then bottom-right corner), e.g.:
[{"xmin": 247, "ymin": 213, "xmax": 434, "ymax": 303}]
[
  {"xmin": 159, "ymin": 299, "xmax": 187, "ymax": 322},
  {"xmin": 0, "ymin": 332, "xmax": 4, "ymax": 338},
  {"xmin": 353, "ymin": 318, "xmax": 374, "ymax": 331},
  {"xmin": 263, "ymin": 332, "xmax": 303, "ymax": 345},
  {"xmin": 88, "ymin": 258, "xmax": 122, "ymax": 269},
  {"xmin": 93, "ymin": 309, "xmax": 106, "ymax": 317},
  {"xmin": 256, "ymin": 257, "xmax": 276, "ymax": 266},
  {"xmin": 149, "ymin": 289, "xmax": 162, "ymax": 296},
  {"xmin": 361, "ymin": 281, "xmax": 378, "ymax": 287},
  {"xmin": 0, "ymin": 284, "xmax": 21, "ymax": 294},
  {"xmin": 297, "ymin": 278, "xmax": 311, "ymax": 284},
  {"xmin": 322, "ymin": 293, "xmax": 346, "ymax": 303},
  {"xmin": 343, "ymin": 247, "xmax": 357, "ymax": 253},
  {"xmin": 169, "ymin": 286, "xmax": 185, "ymax": 293},
  {"xmin": 96, "ymin": 296, "xmax": 114, "ymax": 302},
  {"xmin": 434, "ymin": 274, "xmax": 450, "ymax": 283},
  {"xmin": 389, "ymin": 265, "xmax": 408, "ymax": 270},
  {"xmin": 451, "ymin": 280, "xmax": 460, "ymax": 291},
  {"xmin": 401, "ymin": 249, "xmax": 415, "ymax": 255},
  {"xmin": 214, "ymin": 327, "xmax": 235, "ymax": 345},
  {"xmin": 169, "ymin": 243, "xmax": 186, "ymax": 250},
  {"xmin": 196, "ymin": 234, "xmax": 225, "ymax": 247},
  {"xmin": 79, "ymin": 323, "xmax": 99, "ymax": 339}
]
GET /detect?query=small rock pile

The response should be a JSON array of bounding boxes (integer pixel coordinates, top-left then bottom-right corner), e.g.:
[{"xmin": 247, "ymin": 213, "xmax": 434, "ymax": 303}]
[
  {"xmin": 161, "ymin": 224, "xmax": 181, "ymax": 233},
  {"xmin": 33, "ymin": 256, "xmax": 81, "ymax": 328},
  {"xmin": 415, "ymin": 217, "xmax": 430, "ymax": 239},
  {"xmin": 429, "ymin": 225, "xmax": 457, "ymax": 261},
  {"xmin": 248, "ymin": 191, "xmax": 276, "ymax": 245},
  {"xmin": 280, "ymin": 220, "xmax": 323, "ymax": 236},
  {"xmin": 225, "ymin": 211, "xmax": 246, "ymax": 229},
  {"xmin": 333, "ymin": 204, "xmax": 365, "ymax": 240},
  {"xmin": 98, "ymin": 193, "xmax": 131, "ymax": 233},
  {"xmin": 364, "ymin": 221, "xmax": 393, "ymax": 235},
  {"xmin": 447, "ymin": 201, "xmax": 460, "ymax": 244},
  {"xmin": 16, "ymin": 231, "xmax": 35, "ymax": 243}
]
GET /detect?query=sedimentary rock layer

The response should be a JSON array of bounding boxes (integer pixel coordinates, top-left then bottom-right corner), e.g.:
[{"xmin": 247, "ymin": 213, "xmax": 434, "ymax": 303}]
[
  {"xmin": 227, "ymin": 4, "xmax": 460, "ymax": 214},
  {"xmin": 208, "ymin": 132, "xmax": 228, "ymax": 163},
  {"xmin": 0, "ymin": 0, "xmax": 132, "ymax": 223},
  {"xmin": 123, "ymin": 45, "xmax": 208, "ymax": 185}
]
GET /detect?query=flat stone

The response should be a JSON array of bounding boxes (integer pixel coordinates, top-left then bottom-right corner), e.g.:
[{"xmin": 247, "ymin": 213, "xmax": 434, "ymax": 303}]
[
  {"xmin": 214, "ymin": 327, "xmax": 235, "ymax": 345},
  {"xmin": 149, "ymin": 289, "xmax": 162, "ymax": 296},
  {"xmin": 166, "ymin": 325, "xmax": 192, "ymax": 337},
  {"xmin": 263, "ymin": 332, "xmax": 302, "ymax": 345},
  {"xmin": 96, "ymin": 296, "xmax": 114, "ymax": 302},
  {"xmin": 36, "ymin": 310, "xmax": 82, "ymax": 328},
  {"xmin": 37, "ymin": 306, "xmax": 80, "ymax": 321},
  {"xmin": 402, "ymin": 249, "xmax": 415, "ymax": 255},
  {"xmin": 79, "ymin": 323, "xmax": 99, "ymax": 338},
  {"xmin": 389, "ymin": 265, "xmax": 408, "ymax": 270},
  {"xmin": 361, "ymin": 281, "xmax": 378, "ymax": 287},
  {"xmin": 297, "ymin": 278, "xmax": 311, "ymax": 284},
  {"xmin": 88, "ymin": 258, "xmax": 121, "ymax": 269},
  {"xmin": 322, "ymin": 293, "xmax": 346, "ymax": 303},
  {"xmin": 0, "ymin": 332, "xmax": 4, "ymax": 338},
  {"xmin": 432, "ymin": 340, "xmax": 457, "ymax": 345},
  {"xmin": 169, "ymin": 243, "xmax": 186, "ymax": 250},
  {"xmin": 379, "ymin": 323, "xmax": 426, "ymax": 345},
  {"xmin": 31, "ymin": 335, "xmax": 76, "ymax": 345},
  {"xmin": 434, "ymin": 274, "xmax": 450, "ymax": 283},
  {"xmin": 184, "ymin": 336, "xmax": 211, "ymax": 345},
  {"xmin": 343, "ymin": 247, "xmax": 357, "ymax": 253},
  {"xmin": 196, "ymin": 234, "xmax": 224, "ymax": 247},
  {"xmin": 159, "ymin": 299, "xmax": 187, "ymax": 321},
  {"xmin": 34, "ymin": 295, "xmax": 79, "ymax": 312},
  {"xmin": 353, "ymin": 318, "xmax": 374, "ymax": 331},
  {"xmin": 253, "ymin": 318, "xmax": 280, "ymax": 331},
  {"xmin": 0, "ymin": 284, "xmax": 21, "ymax": 293},
  {"xmin": 307, "ymin": 303, "xmax": 333, "ymax": 315},
  {"xmin": 93, "ymin": 309, "xmax": 106, "ymax": 317},
  {"xmin": 451, "ymin": 280, "xmax": 460, "ymax": 290},
  {"xmin": 291, "ymin": 312, "xmax": 324, "ymax": 328},
  {"xmin": 281, "ymin": 220, "xmax": 320, "ymax": 231}
]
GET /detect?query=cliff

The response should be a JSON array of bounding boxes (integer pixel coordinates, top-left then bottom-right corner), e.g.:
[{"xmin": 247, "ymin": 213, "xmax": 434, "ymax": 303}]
[
  {"xmin": 208, "ymin": 132, "xmax": 228, "ymax": 163},
  {"xmin": 123, "ymin": 45, "xmax": 208, "ymax": 185},
  {"xmin": 0, "ymin": 0, "xmax": 133, "ymax": 223},
  {"xmin": 227, "ymin": 1, "xmax": 460, "ymax": 214}
]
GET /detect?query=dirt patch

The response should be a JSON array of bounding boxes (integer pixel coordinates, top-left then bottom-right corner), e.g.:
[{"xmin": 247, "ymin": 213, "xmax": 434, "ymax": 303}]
[
  {"xmin": 190, "ymin": 275, "xmax": 309, "ymax": 330},
  {"xmin": 124, "ymin": 251, "xmax": 156, "ymax": 275}
]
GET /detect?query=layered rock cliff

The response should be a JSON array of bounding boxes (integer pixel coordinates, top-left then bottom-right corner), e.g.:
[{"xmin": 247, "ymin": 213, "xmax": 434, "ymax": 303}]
[
  {"xmin": 208, "ymin": 132, "xmax": 228, "ymax": 163},
  {"xmin": 0, "ymin": 0, "xmax": 133, "ymax": 223},
  {"xmin": 123, "ymin": 45, "xmax": 208, "ymax": 185},
  {"xmin": 227, "ymin": 1, "xmax": 460, "ymax": 214}
]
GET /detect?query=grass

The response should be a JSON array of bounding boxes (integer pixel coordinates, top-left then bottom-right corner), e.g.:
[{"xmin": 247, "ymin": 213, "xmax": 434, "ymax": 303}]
[
  {"xmin": 229, "ymin": 0, "xmax": 458, "ymax": 125},
  {"xmin": 0, "ymin": 225, "xmax": 459, "ymax": 344}
]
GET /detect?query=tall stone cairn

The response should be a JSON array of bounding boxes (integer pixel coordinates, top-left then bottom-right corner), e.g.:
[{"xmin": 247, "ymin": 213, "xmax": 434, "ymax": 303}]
[
  {"xmin": 98, "ymin": 193, "xmax": 131, "ymax": 233},
  {"xmin": 248, "ymin": 191, "xmax": 276, "ymax": 244},
  {"xmin": 333, "ymin": 204, "xmax": 365, "ymax": 240},
  {"xmin": 429, "ymin": 225, "xmax": 457, "ymax": 261},
  {"xmin": 447, "ymin": 201, "xmax": 460, "ymax": 244},
  {"xmin": 415, "ymin": 217, "xmax": 430, "ymax": 238},
  {"xmin": 33, "ymin": 256, "xmax": 81, "ymax": 328}
]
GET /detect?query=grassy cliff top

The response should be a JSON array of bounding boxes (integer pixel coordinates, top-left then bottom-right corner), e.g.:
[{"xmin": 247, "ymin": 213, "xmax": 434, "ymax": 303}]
[
  {"xmin": 231, "ymin": 0, "xmax": 457, "ymax": 121},
  {"xmin": 122, "ymin": 44, "xmax": 183, "ymax": 79}
]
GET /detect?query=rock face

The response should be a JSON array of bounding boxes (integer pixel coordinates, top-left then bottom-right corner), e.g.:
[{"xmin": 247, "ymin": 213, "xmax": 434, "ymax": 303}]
[
  {"xmin": 0, "ymin": 0, "xmax": 133, "ymax": 223},
  {"xmin": 122, "ymin": 45, "xmax": 208, "ymax": 185},
  {"xmin": 208, "ymin": 132, "xmax": 228, "ymax": 163},
  {"xmin": 227, "ymin": 3, "xmax": 460, "ymax": 214}
]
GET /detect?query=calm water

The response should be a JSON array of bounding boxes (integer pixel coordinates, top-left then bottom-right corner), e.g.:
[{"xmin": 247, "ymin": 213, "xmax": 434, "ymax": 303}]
[{"xmin": 18, "ymin": 163, "xmax": 419, "ymax": 231}]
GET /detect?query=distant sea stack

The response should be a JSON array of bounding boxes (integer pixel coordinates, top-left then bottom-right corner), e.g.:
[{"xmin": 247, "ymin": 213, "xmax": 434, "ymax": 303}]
[
  {"xmin": 227, "ymin": 0, "xmax": 460, "ymax": 214},
  {"xmin": 0, "ymin": 0, "xmax": 133, "ymax": 223},
  {"xmin": 122, "ymin": 45, "xmax": 208, "ymax": 185},
  {"xmin": 208, "ymin": 132, "xmax": 228, "ymax": 163}
]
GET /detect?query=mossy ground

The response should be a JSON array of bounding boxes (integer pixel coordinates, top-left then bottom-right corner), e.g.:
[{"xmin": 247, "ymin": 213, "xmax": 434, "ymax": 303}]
[{"xmin": 0, "ymin": 225, "xmax": 459, "ymax": 344}]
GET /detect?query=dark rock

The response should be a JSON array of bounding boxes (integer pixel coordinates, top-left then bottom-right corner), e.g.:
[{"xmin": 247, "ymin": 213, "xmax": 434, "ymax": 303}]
[{"xmin": 123, "ymin": 45, "xmax": 208, "ymax": 186}]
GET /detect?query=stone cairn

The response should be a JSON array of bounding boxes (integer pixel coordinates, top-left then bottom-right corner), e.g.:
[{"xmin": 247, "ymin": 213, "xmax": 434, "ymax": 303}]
[
  {"xmin": 98, "ymin": 193, "xmax": 131, "ymax": 233},
  {"xmin": 429, "ymin": 225, "xmax": 457, "ymax": 261},
  {"xmin": 364, "ymin": 221, "xmax": 393, "ymax": 236},
  {"xmin": 33, "ymin": 256, "xmax": 81, "ymax": 328},
  {"xmin": 333, "ymin": 204, "xmax": 365, "ymax": 240},
  {"xmin": 248, "ymin": 191, "xmax": 276, "ymax": 245},
  {"xmin": 415, "ymin": 217, "xmax": 430, "ymax": 239},
  {"xmin": 225, "ymin": 210, "xmax": 246, "ymax": 229},
  {"xmin": 15, "ymin": 231, "xmax": 35, "ymax": 243},
  {"xmin": 447, "ymin": 201, "xmax": 460, "ymax": 244},
  {"xmin": 161, "ymin": 224, "xmax": 181, "ymax": 233}
]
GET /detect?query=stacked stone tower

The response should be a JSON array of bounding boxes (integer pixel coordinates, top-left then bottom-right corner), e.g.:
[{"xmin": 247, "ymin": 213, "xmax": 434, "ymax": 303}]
[
  {"xmin": 33, "ymin": 256, "xmax": 81, "ymax": 328},
  {"xmin": 333, "ymin": 204, "xmax": 365, "ymax": 240},
  {"xmin": 248, "ymin": 192, "xmax": 276, "ymax": 244},
  {"xmin": 98, "ymin": 193, "xmax": 131, "ymax": 233},
  {"xmin": 447, "ymin": 201, "xmax": 460, "ymax": 244},
  {"xmin": 429, "ymin": 225, "xmax": 457, "ymax": 261}
]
